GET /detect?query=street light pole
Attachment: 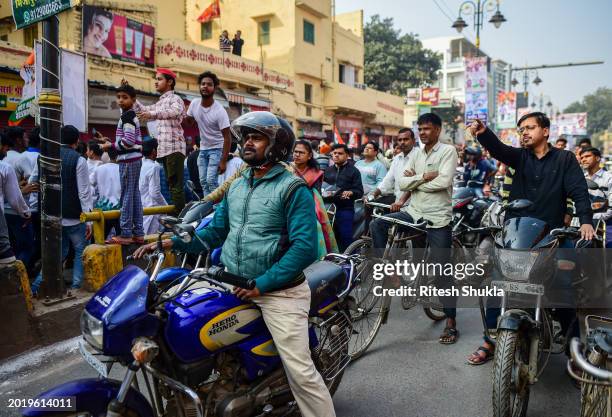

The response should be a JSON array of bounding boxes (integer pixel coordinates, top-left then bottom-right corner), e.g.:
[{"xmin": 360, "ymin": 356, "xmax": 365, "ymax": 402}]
[
  {"xmin": 452, "ymin": 0, "xmax": 506, "ymax": 54},
  {"xmin": 38, "ymin": 15, "xmax": 63, "ymax": 301}
]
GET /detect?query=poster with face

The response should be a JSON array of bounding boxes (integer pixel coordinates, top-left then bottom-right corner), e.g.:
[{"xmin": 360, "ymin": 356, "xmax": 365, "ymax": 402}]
[{"xmin": 82, "ymin": 6, "xmax": 155, "ymax": 67}]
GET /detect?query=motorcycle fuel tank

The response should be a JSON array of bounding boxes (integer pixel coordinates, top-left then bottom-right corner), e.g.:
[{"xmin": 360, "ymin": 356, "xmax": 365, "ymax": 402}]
[{"xmin": 164, "ymin": 288, "xmax": 272, "ymax": 363}]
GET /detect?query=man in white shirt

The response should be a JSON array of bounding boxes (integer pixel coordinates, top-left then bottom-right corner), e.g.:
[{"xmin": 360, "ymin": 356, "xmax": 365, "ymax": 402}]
[
  {"xmin": 0, "ymin": 160, "xmax": 30, "ymax": 266},
  {"xmin": 366, "ymin": 128, "xmax": 417, "ymax": 210},
  {"xmin": 2, "ymin": 126, "xmax": 35, "ymax": 268},
  {"xmin": 217, "ymin": 142, "xmax": 244, "ymax": 185},
  {"xmin": 185, "ymin": 71, "xmax": 231, "ymax": 198},
  {"xmin": 140, "ymin": 140, "xmax": 167, "ymax": 235},
  {"xmin": 86, "ymin": 141, "xmax": 105, "ymax": 192},
  {"xmin": 31, "ymin": 126, "xmax": 92, "ymax": 294}
]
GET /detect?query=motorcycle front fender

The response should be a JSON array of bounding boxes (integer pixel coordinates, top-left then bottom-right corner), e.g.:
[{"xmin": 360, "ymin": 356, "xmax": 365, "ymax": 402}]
[
  {"xmin": 497, "ymin": 309, "xmax": 538, "ymax": 332},
  {"xmin": 22, "ymin": 378, "xmax": 154, "ymax": 417}
]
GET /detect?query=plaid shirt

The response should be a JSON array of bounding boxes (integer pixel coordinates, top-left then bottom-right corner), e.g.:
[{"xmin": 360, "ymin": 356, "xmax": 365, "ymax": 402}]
[{"xmin": 136, "ymin": 91, "xmax": 186, "ymax": 158}]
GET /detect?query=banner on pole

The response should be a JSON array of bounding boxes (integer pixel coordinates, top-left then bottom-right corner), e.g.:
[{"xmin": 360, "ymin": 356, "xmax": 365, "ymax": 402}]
[
  {"xmin": 421, "ymin": 87, "xmax": 439, "ymax": 107},
  {"xmin": 496, "ymin": 91, "xmax": 517, "ymax": 129},
  {"xmin": 464, "ymin": 57, "xmax": 488, "ymax": 123}
]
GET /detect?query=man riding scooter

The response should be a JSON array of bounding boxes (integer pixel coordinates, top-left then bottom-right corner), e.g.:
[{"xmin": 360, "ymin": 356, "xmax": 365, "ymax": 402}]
[
  {"xmin": 462, "ymin": 146, "xmax": 497, "ymax": 199},
  {"xmin": 135, "ymin": 111, "xmax": 337, "ymax": 417}
]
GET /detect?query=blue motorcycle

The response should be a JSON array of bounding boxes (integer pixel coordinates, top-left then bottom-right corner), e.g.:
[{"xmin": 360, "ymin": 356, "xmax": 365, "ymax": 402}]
[{"xmin": 23, "ymin": 222, "xmax": 359, "ymax": 417}]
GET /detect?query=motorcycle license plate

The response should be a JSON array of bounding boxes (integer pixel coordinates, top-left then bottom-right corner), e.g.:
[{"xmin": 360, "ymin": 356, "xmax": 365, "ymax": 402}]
[
  {"xmin": 491, "ymin": 280, "xmax": 545, "ymax": 296},
  {"xmin": 78, "ymin": 339, "xmax": 109, "ymax": 378}
]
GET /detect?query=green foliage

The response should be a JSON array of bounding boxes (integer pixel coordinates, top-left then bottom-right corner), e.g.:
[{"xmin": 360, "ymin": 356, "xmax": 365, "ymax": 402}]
[
  {"xmin": 564, "ymin": 87, "xmax": 612, "ymax": 136},
  {"xmin": 364, "ymin": 15, "xmax": 441, "ymax": 96}
]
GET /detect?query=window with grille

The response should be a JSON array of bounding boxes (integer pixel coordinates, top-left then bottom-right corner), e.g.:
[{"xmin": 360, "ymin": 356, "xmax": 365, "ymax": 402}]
[
  {"xmin": 258, "ymin": 20, "xmax": 270, "ymax": 45},
  {"xmin": 303, "ymin": 20, "xmax": 315, "ymax": 44},
  {"xmin": 201, "ymin": 22, "xmax": 212, "ymax": 40},
  {"xmin": 305, "ymin": 83, "xmax": 312, "ymax": 103}
]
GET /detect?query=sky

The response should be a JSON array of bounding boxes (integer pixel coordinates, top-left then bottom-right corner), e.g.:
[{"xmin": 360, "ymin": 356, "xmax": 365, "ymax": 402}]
[{"xmin": 336, "ymin": 0, "xmax": 612, "ymax": 111}]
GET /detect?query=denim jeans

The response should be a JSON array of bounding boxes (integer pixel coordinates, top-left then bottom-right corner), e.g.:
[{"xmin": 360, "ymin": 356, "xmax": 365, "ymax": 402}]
[
  {"xmin": 5, "ymin": 213, "xmax": 34, "ymax": 266},
  {"xmin": 31, "ymin": 223, "xmax": 87, "ymax": 293},
  {"xmin": 198, "ymin": 148, "xmax": 223, "ymax": 198},
  {"xmin": 369, "ymin": 211, "xmax": 457, "ymax": 318}
]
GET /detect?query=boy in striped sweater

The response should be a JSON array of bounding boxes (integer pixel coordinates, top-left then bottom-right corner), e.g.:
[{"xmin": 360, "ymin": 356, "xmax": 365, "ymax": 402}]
[{"xmin": 97, "ymin": 81, "xmax": 144, "ymax": 244}]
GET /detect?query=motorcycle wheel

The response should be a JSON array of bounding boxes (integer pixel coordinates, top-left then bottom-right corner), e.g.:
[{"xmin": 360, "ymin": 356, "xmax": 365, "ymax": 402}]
[
  {"xmin": 492, "ymin": 330, "xmax": 530, "ymax": 417},
  {"xmin": 423, "ymin": 306, "xmax": 446, "ymax": 321}
]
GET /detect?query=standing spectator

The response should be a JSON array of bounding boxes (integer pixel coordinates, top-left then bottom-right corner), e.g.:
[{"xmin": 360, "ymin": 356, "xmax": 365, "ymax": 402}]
[
  {"xmin": 21, "ymin": 128, "xmax": 41, "ymax": 275},
  {"xmin": 86, "ymin": 141, "xmax": 104, "ymax": 186},
  {"xmin": 186, "ymin": 136, "xmax": 203, "ymax": 199},
  {"xmin": 92, "ymin": 148, "xmax": 121, "ymax": 212},
  {"xmin": 0, "ymin": 160, "xmax": 30, "ymax": 266},
  {"xmin": 2, "ymin": 127, "xmax": 34, "ymax": 267},
  {"xmin": 555, "ymin": 137, "xmax": 568, "ymax": 150},
  {"xmin": 140, "ymin": 139, "xmax": 167, "ymax": 235},
  {"xmin": 355, "ymin": 142, "xmax": 387, "ymax": 194},
  {"xmin": 98, "ymin": 81, "xmax": 144, "ymax": 244},
  {"xmin": 578, "ymin": 137, "xmax": 592, "ymax": 150},
  {"xmin": 323, "ymin": 143, "xmax": 364, "ymax": 251},
  {"xmin": 135, "ymin": 69, "xmax": 186, "ymax": 215},
  {"xmin": 185, "ymin": 71, "xmax": 231, "ymax": 199},
  {"xmin": 17, "ymin": 127, "xmax": 40, "ymax": 181},
  {"xmin": 219, "ymin": 30, "xmax": 232, "ymax": 52},
  {"xmin": 1, "ymin": 127, "xmax": 25, "ymax": 172},
  {"xmin": 232, "ymin": 30, "xmax": 244, "ymax": 56},
  {"xmin": 31, "ymin": 125, "xmax": 92, "ymax": 294},
  {"xmin": 217, "ymin": 142, "xmax": 243, "ymax": 185}
]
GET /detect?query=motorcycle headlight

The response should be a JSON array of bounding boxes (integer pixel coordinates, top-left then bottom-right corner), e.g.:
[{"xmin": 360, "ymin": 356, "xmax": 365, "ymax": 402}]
[
  {"xmin": 81, "ymin": 310, "xmax": 104, "ymax": 351},
  {"xmin": 496, "ymin": 249, "xmax": 539, "ymax": 282}
]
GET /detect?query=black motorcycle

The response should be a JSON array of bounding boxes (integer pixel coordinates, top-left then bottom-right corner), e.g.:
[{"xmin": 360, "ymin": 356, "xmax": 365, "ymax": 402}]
[
  {"xmin": 452, "ymin": 181, "xmax": 498, "ymax": 248},
  {"xmin": 489, "ymin": 199, "xmax": 600, "ymax": 417}
]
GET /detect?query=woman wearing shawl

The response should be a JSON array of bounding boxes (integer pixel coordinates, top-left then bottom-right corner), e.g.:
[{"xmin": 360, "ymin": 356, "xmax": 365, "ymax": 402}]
[{"xmin": 292, "ymin": 140, "xmax": 338, "ymax": 257}]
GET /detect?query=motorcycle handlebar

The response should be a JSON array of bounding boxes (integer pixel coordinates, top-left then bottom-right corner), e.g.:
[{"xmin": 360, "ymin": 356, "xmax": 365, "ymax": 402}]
[
  {"xmin": 569, "ymin": 338, "xmax": 612, "ymax": 381},
  {"xmin": 207, "ymin": 266, "xmax": 257, "ymax": 290}
]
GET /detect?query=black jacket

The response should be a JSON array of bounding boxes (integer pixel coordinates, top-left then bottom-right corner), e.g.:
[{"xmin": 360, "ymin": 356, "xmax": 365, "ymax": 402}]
[
  {"xmin": 323, "ymin": 161, "xmax": 364, "ymax": 210},
  {"xmin": 476, "ymin": 128, "xmax": 592, "ymax": 228}
]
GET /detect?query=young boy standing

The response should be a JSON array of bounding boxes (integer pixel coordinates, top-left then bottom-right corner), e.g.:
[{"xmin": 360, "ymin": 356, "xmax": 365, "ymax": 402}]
[{"xmin": 98, "ymin": 81, "xmax": 144, "ymax": 244}]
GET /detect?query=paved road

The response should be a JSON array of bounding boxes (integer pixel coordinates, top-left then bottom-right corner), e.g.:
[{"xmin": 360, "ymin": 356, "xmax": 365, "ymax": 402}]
[{"xmin": 0, "ymin": 300, "xmax": 580, "ymax": 417}]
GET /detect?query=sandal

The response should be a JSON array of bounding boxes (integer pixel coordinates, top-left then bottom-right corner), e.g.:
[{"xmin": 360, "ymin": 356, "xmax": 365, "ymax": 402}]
[
  {"xmin": 106, "ymin": 236, "xmax": 133, "ymax": 245},
  {"xmin": 439, "ymin": 327, "xmax": 459, "ymax": 345},
  {"xmin": 467, "ymin": 345, "xmax": 494, "ymax": 365}
]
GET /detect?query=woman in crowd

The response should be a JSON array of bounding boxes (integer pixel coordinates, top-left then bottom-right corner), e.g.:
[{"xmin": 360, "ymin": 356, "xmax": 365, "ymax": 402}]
[
  {"xmin": 355, "ymin": 142, "xmax": 387, "ymax": 194},
  {"xmin": 291, "ymin": 140, "xmax": 338, "ymax": 257}
]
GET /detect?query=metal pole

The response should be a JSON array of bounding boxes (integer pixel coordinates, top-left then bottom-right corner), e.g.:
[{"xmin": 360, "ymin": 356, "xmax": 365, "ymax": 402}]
[
  {"xmin": 475, "ymin": 0, "xmax": 482, "ymax": 52},
  {"xmin": 39, "ymin": 15, "xmax": 63, "ymax": 300}
]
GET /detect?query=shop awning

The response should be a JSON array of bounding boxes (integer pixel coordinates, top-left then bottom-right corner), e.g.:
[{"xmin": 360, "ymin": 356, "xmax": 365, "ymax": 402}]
[{"xmin": 224, "ymin": 90, "xmax": 271, "ymax": 108}]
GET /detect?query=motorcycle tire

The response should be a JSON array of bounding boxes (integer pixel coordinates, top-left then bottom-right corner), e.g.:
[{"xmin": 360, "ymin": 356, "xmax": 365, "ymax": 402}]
[{"xmin": 492, "ymin": 330, "xmax": 530, "ymax": 417}]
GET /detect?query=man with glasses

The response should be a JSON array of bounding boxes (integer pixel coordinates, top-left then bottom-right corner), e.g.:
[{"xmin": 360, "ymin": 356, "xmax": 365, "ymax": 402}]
[{"xmin": 466, "ymin": 112, "xmax": 593, "ymax": 365}]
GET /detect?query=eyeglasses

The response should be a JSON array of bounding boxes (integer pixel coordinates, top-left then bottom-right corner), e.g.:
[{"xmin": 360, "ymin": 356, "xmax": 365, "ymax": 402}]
[{"xmin": 517, "ymin": 125, "xmax": 538, "ymax": 134}]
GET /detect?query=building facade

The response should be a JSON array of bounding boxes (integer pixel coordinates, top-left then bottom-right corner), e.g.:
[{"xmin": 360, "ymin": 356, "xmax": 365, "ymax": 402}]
[{"xmin": 0, "ymin": 0, "xmax": 405, "ymax": 148}]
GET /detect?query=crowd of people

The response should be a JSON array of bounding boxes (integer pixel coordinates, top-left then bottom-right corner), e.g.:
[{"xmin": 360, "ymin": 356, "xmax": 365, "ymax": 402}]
[{"xmin": 0, "ymin": 60, "xmax": 607, "ymax": 415}]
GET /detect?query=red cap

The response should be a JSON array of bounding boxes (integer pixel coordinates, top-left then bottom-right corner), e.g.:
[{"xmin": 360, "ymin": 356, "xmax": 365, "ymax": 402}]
[{"xmin": 156, "ymin": 68, "xmax": 177, "ymax": 79}]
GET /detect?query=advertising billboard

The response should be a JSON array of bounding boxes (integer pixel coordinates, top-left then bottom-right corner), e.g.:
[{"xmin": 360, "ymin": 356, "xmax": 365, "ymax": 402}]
[{"xmin": 82, "ymin": 6, "xmax": 155, "ymax": 67}]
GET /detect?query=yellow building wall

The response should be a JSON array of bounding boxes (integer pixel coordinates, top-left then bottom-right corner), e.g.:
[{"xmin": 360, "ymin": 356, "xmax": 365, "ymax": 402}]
[{"xmin": 335, "ymin": 10, "xmax": 363, "ymax": 38}]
